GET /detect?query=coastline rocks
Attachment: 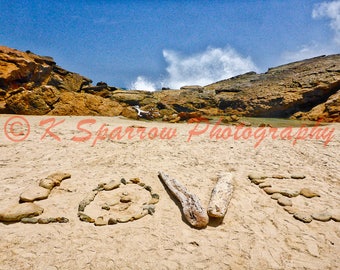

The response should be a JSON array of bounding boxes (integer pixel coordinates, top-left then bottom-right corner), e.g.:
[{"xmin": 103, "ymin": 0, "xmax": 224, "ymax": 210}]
[{"xmin": 0, "ymin": 203, "xmax": 44, "ymax": 222}]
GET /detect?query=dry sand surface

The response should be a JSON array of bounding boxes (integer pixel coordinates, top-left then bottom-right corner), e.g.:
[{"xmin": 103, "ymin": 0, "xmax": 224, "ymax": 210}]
[{"xmin": 0, "ymin": 115, "xmax": 339, "ymax": 270}]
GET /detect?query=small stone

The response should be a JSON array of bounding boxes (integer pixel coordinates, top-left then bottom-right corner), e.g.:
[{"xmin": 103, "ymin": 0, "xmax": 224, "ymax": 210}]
[
  {"xmin": 263, "ymin": 187, "xmax": 281, "ymax": 195},
  {"xmin": 78, "ymin": 212, "xmax": 95, "ymax": 223},
  {"xmin": 143, "ymin": 205, "xmax": 156, "ymax": 215},
  {"xmin": 94, "ymin": 216, "xmax": 107, "ymax": 226},
  {"xmin": 138, "ymin": 182, "xmax": 146, "ymax": 187},
  {"xmin": 46, "ymin": 172, "xmax": 71, "ymax": 183},
  {"xmin": 56, "ymin": 217, "xmax": 69, "ymax": 223},
  {"xmin": 102, "ymin": 204, "xmax": 110, "ymax": 211},
  {"xmin": 283, "ymin": 206, "xmax": 298, "ymax": 214},
  {"xmin": 38, "ymin": 218, "xmax": 51, "ymax": 224},
  {"xmin": 21, "ymin": 217, "xmax": 38, "ymax": 224},
  {"xmin": 291, "ymin": 174, "xmax": 305, "ymax": 179},
  {"xmin": 133, "ymin": 210, "xmax": 149, "ymax": 220},
  {"xmin": 20, "ymin": 186, "xmax": 51, "ymax": 202},
  {"xmin": 248, "ymin": 173, "xmax": 267, "ymax": 180},
  {"xmin": 149, "ymin": 193, "xmax": 160, "ymax": 204},
  {"xmin": 121, "ymin": 178, "xmax": 127, "ymax": 185},
  {"xmin": 108, "ymin": 218, "xmax": 117, "ymax": 225},
  {"xmin": 312, "ymin": 213, "xmax": 332, "ymax": 222},
  {"xmin": 39, "ymin": 178, "xmax": 57, "ymax": 190},
  {"xmin": 129, "ymin": 178, "xmax": 140, "ymax": 184},
  {"xmin": 300, "ymin": 188, "xmax": 320, "ymax": 198},
  {"xmin": 0, "ymin": 202, "xmax": 44, "ymax": 222},
  {"xmin": 271, "ymin": 193, "xmax": 282, "ymax": 200},
  {"xmin": 120, "ymin": 196, "xmax": 132, "ymax": 203},
  {"xmin": 251, "ymin": 179, "xmax": 266, "ymax": 185},
  {"xmin": 78, "ymin": 191, "xmax": 98, "ymax": 212},
  {"xmin": 258, "ymin": 183, "xmax": 272, "ymax": 188},
  {"xmin": 272, "ymin": 174, "xmax": 287, "ymax": 179},
  {"xmin": 103, "ymin": 180, "xmax": 120, "ymax": 191},
  {"xmin": 144, "ymin": 185, "xmax": 152, "ymax": 192},
  {"xmin": 293, "ymin": 212, "xmax": 313, "ymax": 223},
  {"xmin": 331, "ymin": 215, "xmax": 340, "ymax": 222},
  {"xmin": 117, "ymin": 216, "xmax": 131, "ymax": 223},
  {"xmin": 280, "ymin": 190, "xmax": 300, "ymax": 198},
  {"xmin": 278, "ymin": 197, "xmax": 293, "ymax": 207},
  {"xmin": 93, "ymin": 182, "xmax": 106, "ymax": 191}
]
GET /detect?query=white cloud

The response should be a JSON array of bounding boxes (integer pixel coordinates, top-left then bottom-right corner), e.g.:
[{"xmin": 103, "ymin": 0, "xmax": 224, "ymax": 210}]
[
  {"xmin": 313, "ymin": 0, "xmax": 340, "ymax": 44},
  {"xmin": 130, "ymin": 46, "xmax": 257, "ymax": 91},
  {"xmin": 130, "ymin": 76, "xmax": 156, "ymax": 91},
  {"xmin": 281, "ymin": 1, "xmax": 340, "ymax": 64}
]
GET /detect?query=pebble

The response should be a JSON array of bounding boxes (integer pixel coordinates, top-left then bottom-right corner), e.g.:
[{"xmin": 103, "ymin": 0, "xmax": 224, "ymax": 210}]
[
  {"xmin": 102, "ymin": 204, "xmax": 110, "ymax": 211},
  {"xmin": 108, "ymin": 218, "xmax": 117, "ymax": 225},
  {"xmin": 78, "ymin": 212, "xmax": 95, "ymax": 223},
  {"xmin": 21, "ymin": 217, "xmax": 38, "ymax": 224},
  {"xmin": 248, "ymin": 173, "xmax": 267, "ymax": 180},
  {"xmin": 46, "ymin": 172, "xmax": 71, "ymax": 182},
  {"xmin": 293, "ymin": 212, "xmax": 313, "ymax": 223},
  {"xmin": 272, "ymin": 174, "xmax": 287, "ymax": 179},
  {"xmin": 120, "ymin": 196, "xmax": 132, "ymax": 203},
  {"xmin": 291, "ymin": 174, "xmax": 306, "ymax": 179},
  {"xmin": 56, "ymin": 217, "xmax": 69, "ymax": 223},
  {"xmin": 277, "ymin": 197, "xmax": 293, "ymax": 207},
  {"xmin": 283, "ymin": 206, "xmax": 299, "ymax": 214},
  {"xmin": 39, "ymin": 178, "xmax": 57, "ymax": 190},
  {"xmin": 311, "ymin": 213, "xmax": 332, "ymax": 222},
  {"xmin": 144, "ymin": 185, "xmax": 152, "ymax": 192},
  {"xmin": 121, "ymin": 178, "xmax": 127, "ymax": 185},
  {"xmin": 143, "ymin": 205, "xmax": 156, "ymax": 215},
  {"xmin": 78, "ymin": 191, "xmax": 98, "ymax": 212},
  {"xmin": 271, "ymin": 193, "xmax": 282, "ymax": 200},
  {"xmin": 331, "ymin": 215, "xmax": 340, "ymax": 222},
  {"xmin": 263, "ymin": 187, "xmax": 281, "ymax": 195},
  {"xmin": 251, "ymin": 179, "xmax": 266, "ymax": 185},
  {"xmin": 129, "ymin": 178, "xmax": 140, "ymax": 184},
  {"xmin": 300, "ymin": 188, "xmax": 320, "ymax": 198},
  {"xmin": 133, "ymin": 210, "xmax": 149, "ymax": 220},
  {"xmin": 94, "ymin": 216, "xmax": 107, "ymax": 226},
  {"xmin": 280, "ymin": 190, "xmax": 300, "ymax": 198},
  {"xmin": 103, "ymin": 180, "xmax": 120, "ymax": 191},
  {"xmin": 149, "ymin": 193, "xmax": 160, "ymax": 204},
  {"xmin": 19, "ymin": 186, "xmax": 51, "ymax": 202},
  {"xmin": 117, "ymin": 216, "xmax": 131, "ymax": 223},
  {"xmin": 38, "ymin": 218, "xmax": 51, "ymax": 224},
  {"xmin": 258, "ymin": 183, "xmax": 271, "ymax": 189}
]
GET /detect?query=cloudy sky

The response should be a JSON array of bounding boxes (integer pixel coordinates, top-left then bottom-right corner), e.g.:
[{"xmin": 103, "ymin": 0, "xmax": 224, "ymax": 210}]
[{"xmin": 1, "ymin": 0, "xmax": 339, "ymax": 90}]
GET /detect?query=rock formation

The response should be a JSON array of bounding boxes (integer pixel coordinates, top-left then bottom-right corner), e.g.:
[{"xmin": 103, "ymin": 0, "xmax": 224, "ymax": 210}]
[{"xmin": 0, "ymin": 46, "xmax": 339, "ymax": 122}]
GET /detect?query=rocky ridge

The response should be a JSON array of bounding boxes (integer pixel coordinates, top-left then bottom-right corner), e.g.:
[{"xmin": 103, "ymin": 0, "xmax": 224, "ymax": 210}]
[{"xmin": 0, "ymin": 46, "xmax": 339, "ymax": 122}]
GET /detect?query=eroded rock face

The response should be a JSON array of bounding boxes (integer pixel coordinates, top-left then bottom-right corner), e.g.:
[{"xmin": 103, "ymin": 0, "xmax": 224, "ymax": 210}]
[{"xmin": 1, "ymin": 46, "xmax": 339, "ymax": 121}]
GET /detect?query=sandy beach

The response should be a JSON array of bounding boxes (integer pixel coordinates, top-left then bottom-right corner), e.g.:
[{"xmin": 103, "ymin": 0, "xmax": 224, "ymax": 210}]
[{"xmin": 0, "ymin": 115, "xmax": 339, "ymax": 270}]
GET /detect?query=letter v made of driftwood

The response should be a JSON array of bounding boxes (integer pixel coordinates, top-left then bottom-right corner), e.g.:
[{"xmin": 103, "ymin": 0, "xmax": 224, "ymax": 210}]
[
  {"xmin": 207, "ymin": 173, "xmax": 234, "ymax": 218},
  {"xmin": 158, "ymin": 171, "xmax": 209, "ymax": 229}
]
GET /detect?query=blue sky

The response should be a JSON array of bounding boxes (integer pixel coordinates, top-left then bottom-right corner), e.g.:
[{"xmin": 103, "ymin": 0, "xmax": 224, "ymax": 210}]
[{"xmin": 1, "ymin": 0, "xmax": 339, "ymax": 90}]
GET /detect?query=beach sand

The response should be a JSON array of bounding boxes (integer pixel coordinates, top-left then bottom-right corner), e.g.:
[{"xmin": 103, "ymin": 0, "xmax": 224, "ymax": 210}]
[{"xmin": 0, "ymin": 115, "xmax": 339, "ymax": 269}]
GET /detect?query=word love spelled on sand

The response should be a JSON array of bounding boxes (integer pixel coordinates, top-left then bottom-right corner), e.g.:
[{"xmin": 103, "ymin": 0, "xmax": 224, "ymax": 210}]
[
  {"xmin": 187, "ymin": 118, "xmax": 335, "ymax": 147},
  {"xmin": 1, "ymin": 116, "xmax": 335, "ymax": 147}
]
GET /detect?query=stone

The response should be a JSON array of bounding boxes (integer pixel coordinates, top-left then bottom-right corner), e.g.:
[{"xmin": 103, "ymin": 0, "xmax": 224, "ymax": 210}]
[
  {"xmin": 117, "ymin": 217, "xmax": 132, "ymax": 223},
  {"xmin": 271, "ymin": 193, "xmax": 282, "ymax": 200},
  {"xmin": 78, "ymin": 212, "xmax": 95, "ymax": 223},
  {"xmin": 250, "ymin": 178, "xmax": 266, "ymax": 185},
  {"xmin": 283, "ymin": 206, "xmax": 299, "ymax": 215},
  {"xmin": 78, "ymin": 191, "xmax": 98, "ymax": 212},
  {"xmin": 108, "ymin": 218, "xmax": 117, "ymax": 225},
  {"xmin": 94, "ymin": 217, "xmax": 107, "ymax": 226},
  {"xmin": 101, "ymin": 204, "xmax": 110, "ymax": 211},
  {"xmin": 291, "ymin": 174, "xmax": 306, "ymax": 179},
  {"xmin": 21, "ymin": 217, "xmax": 39, "ymax": 224},
  {"xmin": 143, "ymin": 205, "xmax": 156, "ymax": 215},
  {"xmin": 263, "ymin": 187, "xmax": 281, "ymax": 195},
  {"xmin": 149, "ymin": 193, "xmax": 160, "ymax": 204},
  {"xmin": 293, "ymin": 212, "xmax": 313, "ymax": 223},
  {"xmin": 272, "ymin": 174, "xmax": 287, "ymax": 179},
  {"xmin": 248, "ymin": 173, "xmax": 267, "ymax": 181},
  {"xmin": 258, "ymin": 182, "xmax": 272, "ymax": 188},
  {"xmin": 0, "ymin": 203, "xmax": 44, "ymax": 222},
  {"xmin": 120, "ymin": 196, "xmax": 132, "ymax": 203},
  {"xmin": 144, "ymin": 185, "xmax": 152, "ymax": 192},
  {"xmin": 103, "ymin": 180, "xmax": 120, "ymax": 191},
  {"xmin": 280, "ymin": 190, "xmax": 300, "ymax": 198},
  {"xmin": 311, "ymin": 213, "xmax": 332, "ymax": 222},
  {"xmin": 129, "ymin": 178, "xmax": 141, "ymax": 184},
  {"xmin": 277, "ymin": 197, "xmax": 293, "ymax": 207},
  {"xmin": 56, "ymin": 217, "xmax": 69, "ymax": 223},
  {"xmin": 38, "ymin": 218, "xmax": 51, "ymax": 224},
  {"xmin": 300, "ymin": 188, "xmax": 320, "ymax": 198},
  {"xmin": 20, "ymin": 186, "xmax": 51, "ymax": 202},
  {"xmin": 133, "ymin": 210, "xmax": 149, "ymax": 220},
  {"xmin": 39, "ymin": 178, "xmax": 57, "ymax": 190},
  {"xmin": 46, "ymin": 172, "xmax": 71, "ymax": 183},
  {"xmin": 331, "ymin": 215, "xmax": 340, "ymax": 222}
]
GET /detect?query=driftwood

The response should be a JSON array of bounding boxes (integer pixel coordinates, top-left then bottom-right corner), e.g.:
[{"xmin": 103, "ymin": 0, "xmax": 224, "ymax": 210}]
[
  {"xmin": 158, "ymin": 171, "xmax": 209, "ymax": 228},
  {"xmin": 207, "ymin": 173, "xmax": 234, "ymax": 218}
]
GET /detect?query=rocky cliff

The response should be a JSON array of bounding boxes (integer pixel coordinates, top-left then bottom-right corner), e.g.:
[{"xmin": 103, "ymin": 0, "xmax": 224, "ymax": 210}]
[{"xmin": 0, "ymin": 46, "xmax": 339, "ymax": 122}]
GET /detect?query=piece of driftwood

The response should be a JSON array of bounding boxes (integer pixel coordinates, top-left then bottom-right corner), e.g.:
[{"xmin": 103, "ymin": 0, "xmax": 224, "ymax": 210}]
[
  {"xmin": 158, "ymin": 171, "xmax": 209, "ymax": 228},
  {"xmin": 207, "ymin": 173, "xmax": 234, "ymax": 218}
]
